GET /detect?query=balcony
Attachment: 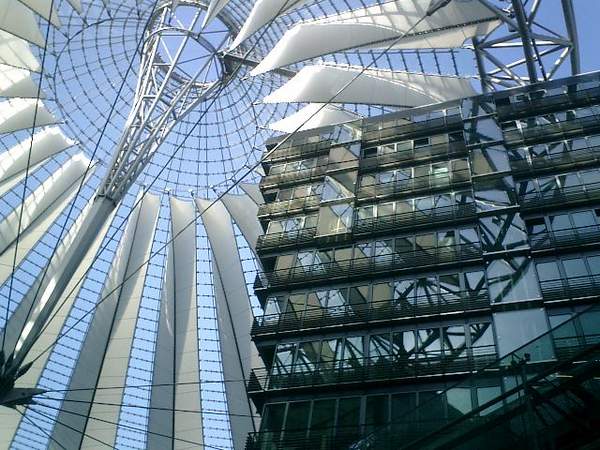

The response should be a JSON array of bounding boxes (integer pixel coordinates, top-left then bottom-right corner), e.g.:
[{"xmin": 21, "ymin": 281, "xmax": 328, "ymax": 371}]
[
  {"xmin": 356, "ymin": 168, "xmax": 471, "ymax": 202},
  {"xmin": 256, "ymin": 228, "xmax": 317, "ymax": 253},
  {"xmin": 354, "ymin": 202, "xmax": 477, "ymax": 238},
  {"xmin": 504, "ymin": 113, "xmax": 600, "ymax": 146},
  {"xmin": 255, "ymin": 243, "xmax": 482, "ymax": 291},
  {"xmin": 497, "ymin": 84, "xmax": 600, "ymax": 120},
  {"xmin": 541, "ymin": 274, "xmax": 600, "ymax": 303},
  {"xmin": 362, "ymin": 113, "xmax": 462, "ymax": 145},
  {"xmin": 257, "ymin": 195, "xmax": 321, "ymax": 218},
  {"xmin": 247, "ymin": 350, "xmax": 497, "ymax": 395},
  {"xmin": 519, "ymin": 181, "xmax": 600, "ymax": 212},
  {"xmin": 251, "ymin": 291, "xmax": 489, "ymax": 338},
  {"xmin": 510, "ymin": 143, "xmax": 600, "ymax": 176},
  {"xmin": 260, "ymin": 165, "xmax": 327, "ymax": 189},
  {"xmin": 264, "ymin": 140, "xmax": 332, "ymax": 164},
  {"xmin": 529, "ymin": 223, "xmax": 600, "ymax": 253},
  {"xmin": 360, "ymin": 141, "xmax": 467, "ymax": 172}
]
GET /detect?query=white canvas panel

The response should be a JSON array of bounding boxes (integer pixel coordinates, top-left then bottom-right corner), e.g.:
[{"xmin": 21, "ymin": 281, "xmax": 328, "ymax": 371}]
[
  {"xmin": 269, "ymin": 103, "xmax": 360, "ymax": 132},
  {"xmin": 251, "ymin": 0, "xmax": 500, "ymax": 75},
  {"xmin": 0, "ymin": 64, "xmax": 43, "ymax": 98},
  {"xmin": 0, "ymin": 31, "xmax": 40, "ymax": 72},
  {"xmin": 0, "ymin": 0, "xmax": 45, "ymax": 47},
  {"xmin": 0, "ymin": 126, "xmax": 75, "ymax": 197},
  {"xmin": 17, "ymin": 0, "xmax": 61, "ymax": 27},
  {"xmin": 264, "ymin": 65, "xmax": 477, "ymax": 106},
  {"xmin": 0, "ymin": 98, "xmax": 57, "ymax": 134},
  {"xmin": 230, "ymin": 0, "xmax": 309, "ymax": 50}
]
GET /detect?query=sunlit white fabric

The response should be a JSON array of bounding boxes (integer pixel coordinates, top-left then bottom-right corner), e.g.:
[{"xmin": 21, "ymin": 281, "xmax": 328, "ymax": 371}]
[
  {"xmin": 0, "ymin": 153, "xmax": 90, "ymax": 285},
  {"xmin": 51, "ymin": 193, "xmax": 160, "ymax": 449},
  {"xmin": 196, "ymin": 198, "xmax": 261, "ymax": 450},
  {"xmin": 230, "ymin": 0, "xmax": 309, "ymax": 50},
  {"xmin": 17, "ymin": 0, "xmax": 62, "ymax": 27},
  {"xmin": 251, "ymin": 0, "xmax": 500, "ymax": 75},
  {"xmin": 0, "ymin": 31, "xmax": 40, "ymax": 72},
  {"xmin": 264, "ymin": 64, "xmax": 477, "ymax": 107},
  {"xmin": 148, "ymin": 197, "xmax": 204, "ymax": 450},
  {"xmin": 269, "ymin": 102, "xmax": 360, "ymax": 132},
  {"xmin": 0, "ymin": 64, "xmax": 43, "ymax": 98},
  {"xmin": 203, "ymin": 0, "xmax": 231, "ymax": 27},
  {"xmin": 0, "ymin": 0, "xmax": 45, "ymax": 47},
  {"xmin": 0, "ymin": 98, "xmax": 56, "ymax": 134},
  {"xmin": 0, "ymin": 127, "xmax": 75, "ymax": 197}
]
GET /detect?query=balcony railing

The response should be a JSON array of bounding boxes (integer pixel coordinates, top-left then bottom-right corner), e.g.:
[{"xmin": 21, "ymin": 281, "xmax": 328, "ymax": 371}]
[
  {"xmin": 504, "ymin": 114, "xmax": 600, "ymax": 146},
  {"xmin": 360, "ymin": 141, "xmax": 466, "ymax": 171},
  {"xmin": 260, "ymin": 165, "xmax": 327, "ymax": 189},
  {"xmin": 247, "ymin": 350, "xmax": 497, "ymax": 394},
  {"xmin": 519, "ymin": 180, "xmax": 600, "ymax": 212},
  {"xmin": 362, "ymin": 114, "xmax": 462, "ymax": 145},
  {"xmin": 245, "ymin": 426, "xmax": 364, "ymax": 450},
  {"xmin": 541, "ymin": 274, "xmax": 600, "ymax": 303},
  {"xmin": 255, "ymin": 243, "xmax": 482, "ymax": 291},
  {"xmin": 357, "ymin": 169, "xmax": 471, "ymax": 202},
  {"xmin": 257, "ymin": 195, "xmax": 321, "ymax": 218},
  {"xmin": 497, "ymin": 85, "xmax": 600, "ymax": 119},
  {"xmin": 251, "ymin": 291, "xmax": 489, "ymax": 337},
  {"xmin": 529, "ymin": 223, "xmax": 600, "ymax": 252},
  {"xmin": 265, "ymin": 140, "xmax": 333, "ymax": 163},
  {"xmin": 354, "ymin": 203, "xmax": 476, "ymax": 237},
  {"xmin": 256, "ymin": 228, "xmax": 317, "ymax": 253},
  {"xmin": 510, "ymin": 144, "xmax": 600, "ymax": 175}
]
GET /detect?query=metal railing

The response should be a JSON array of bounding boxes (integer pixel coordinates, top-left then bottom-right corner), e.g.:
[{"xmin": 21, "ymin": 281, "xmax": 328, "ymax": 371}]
[
  {"xmin": 265, "ymin": 140, "xmax": 333, "ymax": 163},
  {"xmin": 519, "ymin": 180, "xmax": 600, "ymax": 211},
  {"xmin": 497, "ymin": 85, "xmax": 600, "ymax": 119},
  {"xmin": 353, "ymin": 202, "xmax": 476, "ymax": 237},
  {"xmin": 256, "ymin": 228, "xmax": 318, "ymax": 253},
  {"xmin": 529, "ymin": 223, "xmax": 600, "ymax": 251},
  {"xmin": 351, "ymin": 304, "xmax": 600, "ymax": 450},
  {"xmin": 260, "ymin": 165, "xmax": 328, "ymax": 189},
  {"xmin": 248, "ymin": 349, "xmax": 497, "ymax": 394},
  {"xmin": 255, "ymin": 243, "xmax": 482, "ymax": 290},
  {"xmin": 362, "ymin": 114, "xmax": 462, "ymax": 145},
  {"xmin": 357, "ymin": 168, "xmax": 471, "ymax": 201},
  {"xmin": 504, "ymin": 113, "xmax": 600, "ymax": 146},
  {"xmin": 540, "ymin": 274, "xmax": 600, "ymax": 302},
  {"xmin": 360, "ymin": 141, "xmax": 466, "ymax": 171},
  {"xmin": 251, "ymin": 291, "xmax": 489, "ymax": 337},
  {"xmin": 257, "ymin": 194, "xmax": 321, "ymax": 218},
  {"xmin": 510, "ymin": 143, "xmax": 600, "ymax": 175}
]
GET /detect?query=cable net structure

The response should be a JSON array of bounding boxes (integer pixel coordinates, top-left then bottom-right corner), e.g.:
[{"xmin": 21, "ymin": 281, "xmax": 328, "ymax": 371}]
[{"xmin": 0, "ymin": 0, "xmax": 580, "ymax": 449}]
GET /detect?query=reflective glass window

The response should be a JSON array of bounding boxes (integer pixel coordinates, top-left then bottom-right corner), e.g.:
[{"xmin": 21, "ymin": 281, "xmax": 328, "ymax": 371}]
[{"xmin": 365, "ymin": 395, "xmax": 389, "ymax": 433}]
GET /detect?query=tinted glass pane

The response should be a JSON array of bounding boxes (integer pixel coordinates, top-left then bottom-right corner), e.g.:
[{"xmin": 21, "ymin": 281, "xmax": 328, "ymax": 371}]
[
  {"xmin": 365, "ymin": 395, "xmax": 389, "ymax": 432},
  {"xmin": 563, "ymin": 258, "xmax": 588, "ymax": 278},
  {"xmin": 392, "ymin": 392, "xmax": 417, "ymax": 422},
  {"xmin": 285, "ymin": 401, "xmax": 311, "ymax": 431}
]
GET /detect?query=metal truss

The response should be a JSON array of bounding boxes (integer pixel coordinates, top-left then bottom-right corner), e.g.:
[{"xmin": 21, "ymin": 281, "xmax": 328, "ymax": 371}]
[
  {"xmin": 473, "ymin": 0, "xmax": 580, "ymax": 91},
  {"xmin": 100, "ymin": 0, "xmax": 230, "ymax": 202}
]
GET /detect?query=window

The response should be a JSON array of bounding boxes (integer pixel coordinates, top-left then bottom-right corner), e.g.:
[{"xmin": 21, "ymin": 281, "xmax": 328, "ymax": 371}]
[{"xmin": 414, "ymin": 137, "xmax": 430, "ymax": 147}]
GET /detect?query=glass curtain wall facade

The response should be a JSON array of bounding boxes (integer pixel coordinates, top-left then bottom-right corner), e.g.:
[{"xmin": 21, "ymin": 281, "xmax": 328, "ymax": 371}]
[{"xmin": 246, "ymin": 72, "xmax": 600, "ymax": 450}]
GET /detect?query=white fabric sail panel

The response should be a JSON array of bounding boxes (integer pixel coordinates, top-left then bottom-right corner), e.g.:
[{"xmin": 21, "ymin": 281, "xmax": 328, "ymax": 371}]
[
  {"xmin": 0, "ymin": 154, "xmax": 90, "ymax": 285},
  {"xmin": 2, "ymin": 197, "xmax": 114, "ymax": 365},
  {"xmin": 148, "ymin": 197, "xmax": 203, "ymax": 450},
  {"xmin": 251, "ymin": 0, "xmax": 500, "ymax": 75},
  {"xmin": 230, "ymin": 0, "xmax": 309, "ymax": 50},
  {"xmin": 222, "ymin": 193, "xmax": 263, "ymax": 253},
  {"xmin": 50, "ymin": 194, "xmax": 160, "ymax": 450},
  {"xmin": 0, "ymin": 64, "xmax": 44, "ymax": 98},
  {"xmin": 17, "ymin": 0, "xmax": 62, "ymax": 27},
  {"xmin": 0, "ymin": 98, "xmax": 57, "ymax": 134},
  {"xmin": 195, "ymin": 198, "xmax": 261, "ymax": 450},
  {"xmin": 65, "ymin": 0, "xmax": 82, "ymax": 13},
  {"xmin": 0, "ymin": 30, "xmax": 40, "ymax": 72},
  {"xmin": 268, "ymin": 103, "xmax": 360, "ymax": 132},
  {"xmin": 240, "ymin": 183, "xmax": 263, "ymax": 205},
  {"xmin": 202, "ymin": 0, "xmax": 230, "ymax": 27},
  {"xmin": 0, "ymin": 0, "xmax": 45, "ymax": 47},
  {"xmin": 0, "ymin": 205, "xmax": 114, "ymax": 449},
  {"xmin": 0, "ymin": 126, "xmax": 75, "ymax": 197},
  {"xmin": 264, "ymin": 65, "xmax": 477, "ymax": 107}
]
